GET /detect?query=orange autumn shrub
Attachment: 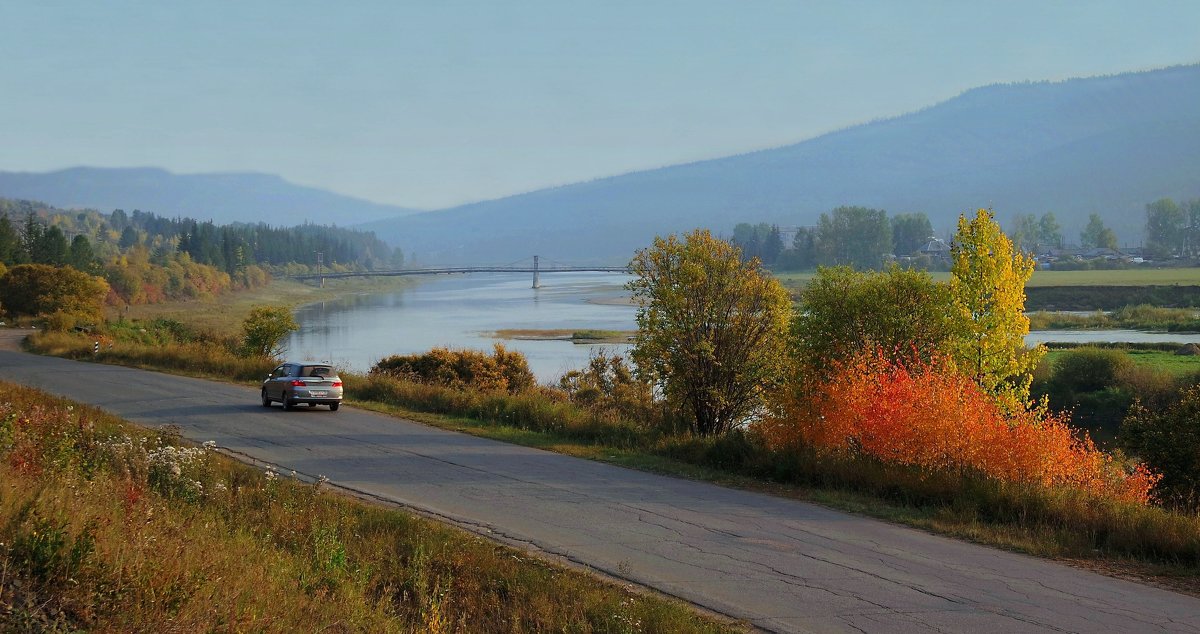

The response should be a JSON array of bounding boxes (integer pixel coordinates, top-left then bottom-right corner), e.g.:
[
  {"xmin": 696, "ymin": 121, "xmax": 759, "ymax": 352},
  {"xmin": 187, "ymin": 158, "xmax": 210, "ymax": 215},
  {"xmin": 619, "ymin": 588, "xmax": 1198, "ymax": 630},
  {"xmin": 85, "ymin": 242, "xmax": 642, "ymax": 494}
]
[{"xmin": 763, "ymin": 353, "xmax": 1159, "ymax": 504}]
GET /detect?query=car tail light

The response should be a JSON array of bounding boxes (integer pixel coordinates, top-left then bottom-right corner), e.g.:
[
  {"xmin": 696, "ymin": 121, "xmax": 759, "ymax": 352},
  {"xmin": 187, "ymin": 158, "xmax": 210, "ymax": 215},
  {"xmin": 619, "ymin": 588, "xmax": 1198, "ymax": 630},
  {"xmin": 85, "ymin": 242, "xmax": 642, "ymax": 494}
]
[
  {"xmin": 290, "ymin": 380, "xmax": 306, "ymax": 386},
  {"xmin": 332, "ymin": 381, "xmax": 343, "ymax": 387}
]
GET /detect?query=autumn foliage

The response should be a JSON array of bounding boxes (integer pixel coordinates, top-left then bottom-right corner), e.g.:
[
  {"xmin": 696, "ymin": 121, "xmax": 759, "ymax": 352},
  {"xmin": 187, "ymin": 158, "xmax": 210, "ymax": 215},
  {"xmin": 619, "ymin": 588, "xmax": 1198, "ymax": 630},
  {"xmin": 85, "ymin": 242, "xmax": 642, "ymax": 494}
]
[
  {"xmin": 370, "ymin": 345, "xmax": 536, "ymax": 394},
  {"xmin": 762, "ymin": 352, "xmax": 1159, "ymax": 505}
]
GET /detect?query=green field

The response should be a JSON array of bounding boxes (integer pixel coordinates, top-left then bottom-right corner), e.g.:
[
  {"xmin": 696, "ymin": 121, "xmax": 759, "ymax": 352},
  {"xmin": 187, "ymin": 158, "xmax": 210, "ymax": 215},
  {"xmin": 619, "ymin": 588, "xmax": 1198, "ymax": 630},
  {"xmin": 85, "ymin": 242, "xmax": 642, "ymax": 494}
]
[
  {"xmin": 772, "ymin": 268, "xmax": 1200, "ymax": 289},
  {"xmin": 1042, "ymin": 347, "xmax": 1200, "ymax": 376},
  {"xmin": 1025, "ymin": 269, "xmax": 1200, "ymax": 287}
]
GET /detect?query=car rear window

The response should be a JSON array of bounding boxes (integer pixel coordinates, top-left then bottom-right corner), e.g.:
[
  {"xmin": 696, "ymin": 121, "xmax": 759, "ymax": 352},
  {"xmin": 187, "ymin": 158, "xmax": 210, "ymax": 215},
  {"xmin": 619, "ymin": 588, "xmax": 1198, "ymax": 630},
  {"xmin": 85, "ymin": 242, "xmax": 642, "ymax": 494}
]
[{"xmin": 301, "ymin": 366, "xmax": 334, "ymax": 378}]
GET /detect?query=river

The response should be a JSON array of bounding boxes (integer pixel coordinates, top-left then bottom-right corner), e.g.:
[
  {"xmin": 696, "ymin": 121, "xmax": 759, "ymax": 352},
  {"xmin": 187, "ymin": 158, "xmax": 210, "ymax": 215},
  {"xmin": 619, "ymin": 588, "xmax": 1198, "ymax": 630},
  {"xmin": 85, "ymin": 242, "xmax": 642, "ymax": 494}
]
[
  {"xmin": 288, "ymin": 272, "xmax": 637, "ymax": 381},
  {"xmin": 288, "ymin": 273, "xmax": 1200, "ymax": 382}
]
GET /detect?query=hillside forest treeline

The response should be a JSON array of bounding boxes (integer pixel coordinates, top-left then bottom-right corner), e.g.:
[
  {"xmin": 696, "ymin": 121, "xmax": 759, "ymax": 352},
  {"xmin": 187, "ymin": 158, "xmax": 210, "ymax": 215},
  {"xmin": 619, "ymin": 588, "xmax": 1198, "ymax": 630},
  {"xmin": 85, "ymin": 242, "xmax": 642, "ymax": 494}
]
[
  {"xmin": 0, "ymin": 198, "xmax": 399, "ymax": 314},
  {"xmin": 734, "ymin": 197, "xmax": 1200, "ymax": 270}
]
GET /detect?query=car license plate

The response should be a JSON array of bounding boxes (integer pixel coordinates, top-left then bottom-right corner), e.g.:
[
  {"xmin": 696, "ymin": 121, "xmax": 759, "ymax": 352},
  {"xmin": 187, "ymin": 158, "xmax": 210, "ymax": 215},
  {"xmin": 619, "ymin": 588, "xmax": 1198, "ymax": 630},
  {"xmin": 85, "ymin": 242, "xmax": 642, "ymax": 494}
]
[{"xmin": 310, "ymin": 390, "xmax": 327, "ymax": 397}]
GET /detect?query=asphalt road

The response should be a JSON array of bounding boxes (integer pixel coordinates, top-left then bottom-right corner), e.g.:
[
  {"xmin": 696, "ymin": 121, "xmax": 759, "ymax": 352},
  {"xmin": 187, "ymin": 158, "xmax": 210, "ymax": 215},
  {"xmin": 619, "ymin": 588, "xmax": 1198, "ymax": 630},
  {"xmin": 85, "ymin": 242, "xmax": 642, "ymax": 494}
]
[{"xmin": 5, "ymin": 346, "xmax": 1200, "ymax": 633}]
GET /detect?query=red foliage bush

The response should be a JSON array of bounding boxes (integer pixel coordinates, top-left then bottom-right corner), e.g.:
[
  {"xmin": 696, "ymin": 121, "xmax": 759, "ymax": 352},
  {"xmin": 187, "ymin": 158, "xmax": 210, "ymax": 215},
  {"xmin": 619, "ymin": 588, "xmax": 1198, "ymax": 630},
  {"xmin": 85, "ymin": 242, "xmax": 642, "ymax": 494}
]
[{"xmin": 762, "ymin": 353, "xmax": 1159, "ymax": 505}]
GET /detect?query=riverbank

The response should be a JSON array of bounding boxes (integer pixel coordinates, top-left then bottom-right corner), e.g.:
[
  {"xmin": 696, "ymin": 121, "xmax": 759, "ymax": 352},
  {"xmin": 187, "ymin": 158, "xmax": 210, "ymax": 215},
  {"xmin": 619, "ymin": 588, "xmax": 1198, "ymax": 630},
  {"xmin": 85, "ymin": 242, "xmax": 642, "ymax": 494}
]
[
  {"xmin": 116, "ymin": 275, "xmax": 415, "ymax": 337},
  {"xmin": 1029, "ymin": 306, "xmax": 1200, "ymax": 332}
]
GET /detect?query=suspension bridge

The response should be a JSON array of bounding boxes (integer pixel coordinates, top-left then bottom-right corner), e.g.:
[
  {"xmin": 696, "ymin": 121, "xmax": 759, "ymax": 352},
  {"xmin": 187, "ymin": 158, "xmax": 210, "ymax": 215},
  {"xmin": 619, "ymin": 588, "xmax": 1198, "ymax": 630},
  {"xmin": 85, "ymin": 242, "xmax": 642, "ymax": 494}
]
[{"xmin": 288, "ymin": 256, "xmax": 630, "ymax": 288}]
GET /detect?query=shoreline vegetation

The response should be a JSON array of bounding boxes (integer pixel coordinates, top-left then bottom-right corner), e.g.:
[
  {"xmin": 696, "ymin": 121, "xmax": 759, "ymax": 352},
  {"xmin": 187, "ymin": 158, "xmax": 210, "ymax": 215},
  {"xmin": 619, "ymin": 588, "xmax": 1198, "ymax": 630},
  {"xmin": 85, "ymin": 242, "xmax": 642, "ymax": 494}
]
[
  {"xmin": 1028, "ymin": 305, "xmax": 1200, "ymax": 333},
  {"xmin": 114, "ymin": 276, "xmax": 417, "ymax": 337}
]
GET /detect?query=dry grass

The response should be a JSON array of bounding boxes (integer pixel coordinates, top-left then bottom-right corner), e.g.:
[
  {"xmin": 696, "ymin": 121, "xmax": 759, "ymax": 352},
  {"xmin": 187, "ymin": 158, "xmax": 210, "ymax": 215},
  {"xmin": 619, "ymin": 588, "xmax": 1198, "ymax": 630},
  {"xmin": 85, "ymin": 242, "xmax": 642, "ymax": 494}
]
[
  {"xmin": 0, "ymin": 382, "xmax": 745, "ymax": 633},
  {"xmin": 26, "ymin": 329, "xmax": 1200, "ymax": 587}
]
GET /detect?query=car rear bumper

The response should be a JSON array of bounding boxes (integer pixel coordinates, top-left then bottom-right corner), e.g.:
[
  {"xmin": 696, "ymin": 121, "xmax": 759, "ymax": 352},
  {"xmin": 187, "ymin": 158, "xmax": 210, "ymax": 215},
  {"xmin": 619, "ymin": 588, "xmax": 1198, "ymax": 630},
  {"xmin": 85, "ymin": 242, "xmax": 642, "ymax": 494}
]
[
  {"xmin": 289, "ymin": 397, "xmax": 343, "ymax": 405},
  {"xmin": 287, "ymin": 388, "xmax": 343, "ymax": 406}
]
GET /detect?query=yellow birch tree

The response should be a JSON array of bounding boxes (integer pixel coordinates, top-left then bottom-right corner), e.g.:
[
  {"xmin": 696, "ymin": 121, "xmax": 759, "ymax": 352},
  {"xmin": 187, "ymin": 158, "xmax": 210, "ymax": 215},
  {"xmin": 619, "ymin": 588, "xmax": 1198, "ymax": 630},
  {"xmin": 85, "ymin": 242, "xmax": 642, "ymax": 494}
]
[{"xmin": 949, "ymin": 209, "xmax": 1044, "ymax": 411}]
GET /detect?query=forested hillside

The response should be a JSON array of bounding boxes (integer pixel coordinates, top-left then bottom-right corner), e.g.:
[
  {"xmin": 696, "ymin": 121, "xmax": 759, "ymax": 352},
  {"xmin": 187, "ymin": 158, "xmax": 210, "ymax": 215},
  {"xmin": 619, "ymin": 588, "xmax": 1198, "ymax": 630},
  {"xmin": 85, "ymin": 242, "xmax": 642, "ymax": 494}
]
[
  {"xmin": 0, "ymin": 198, "xmax": 399, "ymax": 309},
  {"xmin": 365, "ymin": 64, "xmax": 1200, "ymax": 265}
]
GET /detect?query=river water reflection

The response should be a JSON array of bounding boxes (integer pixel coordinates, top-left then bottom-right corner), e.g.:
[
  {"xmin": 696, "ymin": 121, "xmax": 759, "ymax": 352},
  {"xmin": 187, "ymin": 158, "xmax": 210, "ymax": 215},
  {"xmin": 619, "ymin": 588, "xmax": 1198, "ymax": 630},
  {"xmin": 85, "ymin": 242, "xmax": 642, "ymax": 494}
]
[
  {"xmin": 289, "ymin": 273, "xmax": 1200, "ymax": 382},
  {"xmin": 288, "ymin": 273, "xmax": 637, "ymax": 381}
]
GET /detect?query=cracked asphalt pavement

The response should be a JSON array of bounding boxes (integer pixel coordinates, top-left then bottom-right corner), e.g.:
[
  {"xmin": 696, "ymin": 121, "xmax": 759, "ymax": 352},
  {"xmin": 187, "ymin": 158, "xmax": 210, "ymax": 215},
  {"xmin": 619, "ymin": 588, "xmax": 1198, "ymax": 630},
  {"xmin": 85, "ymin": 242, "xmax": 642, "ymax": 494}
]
[{"xmin": 5, "ymin": 347, "xmax": 1200, "ymax": 633}]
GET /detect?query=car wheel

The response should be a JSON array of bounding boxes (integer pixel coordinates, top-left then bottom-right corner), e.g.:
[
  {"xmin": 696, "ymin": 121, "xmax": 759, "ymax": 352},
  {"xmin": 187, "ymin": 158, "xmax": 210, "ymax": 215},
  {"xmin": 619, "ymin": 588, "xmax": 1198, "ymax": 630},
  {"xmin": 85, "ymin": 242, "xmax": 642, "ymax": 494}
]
[
  {"xmin": 261, "ymin": 390, "xmax": 271, "ymax": 407},
  {"xmin": 329, "ymin": 403, "xmax": 340, "ymax": 411},
  {"xmin": 282, "ymin": 393, "xmax": 294, "ymax": 411}
]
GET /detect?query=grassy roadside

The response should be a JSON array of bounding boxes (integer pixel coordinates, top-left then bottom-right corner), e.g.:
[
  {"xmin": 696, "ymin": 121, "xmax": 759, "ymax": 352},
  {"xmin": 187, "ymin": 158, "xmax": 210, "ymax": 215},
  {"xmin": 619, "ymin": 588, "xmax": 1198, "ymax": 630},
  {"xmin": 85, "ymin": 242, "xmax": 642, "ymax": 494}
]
[
  {"xmin": 343, "ymin": 393, "xmax": 1200, "ymax": 596},
  {"xmin": 29, "ymin": 329, "xmax": 1200, "ymax": 597},
  {"xmin": 0, "ymin": 381, "xmax": 744, "ymax": 633}
]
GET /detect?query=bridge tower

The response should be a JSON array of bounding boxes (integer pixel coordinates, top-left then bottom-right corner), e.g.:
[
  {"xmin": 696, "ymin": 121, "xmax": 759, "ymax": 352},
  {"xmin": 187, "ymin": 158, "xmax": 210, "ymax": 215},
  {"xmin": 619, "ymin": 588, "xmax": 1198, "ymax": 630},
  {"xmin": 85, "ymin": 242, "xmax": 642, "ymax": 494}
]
[{"xmin": 532, "ymin": 255, "xmax": 541, "ymax": 289}]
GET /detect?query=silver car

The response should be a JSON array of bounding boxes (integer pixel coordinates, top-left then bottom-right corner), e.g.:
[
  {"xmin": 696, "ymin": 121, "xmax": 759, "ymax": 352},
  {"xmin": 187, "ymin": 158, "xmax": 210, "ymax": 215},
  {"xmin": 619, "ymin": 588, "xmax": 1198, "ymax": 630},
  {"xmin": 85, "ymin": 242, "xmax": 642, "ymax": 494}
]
[{"xmin": 261, "ymin": 362, "xmax": 343, "ymax": 411}]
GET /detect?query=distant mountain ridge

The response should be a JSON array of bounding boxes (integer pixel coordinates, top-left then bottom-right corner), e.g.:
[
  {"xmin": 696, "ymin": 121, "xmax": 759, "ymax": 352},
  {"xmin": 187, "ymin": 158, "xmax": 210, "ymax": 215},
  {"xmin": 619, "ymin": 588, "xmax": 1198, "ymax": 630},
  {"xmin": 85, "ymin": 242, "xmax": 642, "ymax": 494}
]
[
  {"xmin": 365, "ymin": 64, "xmax": 1200, "ymax": 265},
  {"xmin": 0, "ymin": 167, "xmax": 419, "ymax": 226}
]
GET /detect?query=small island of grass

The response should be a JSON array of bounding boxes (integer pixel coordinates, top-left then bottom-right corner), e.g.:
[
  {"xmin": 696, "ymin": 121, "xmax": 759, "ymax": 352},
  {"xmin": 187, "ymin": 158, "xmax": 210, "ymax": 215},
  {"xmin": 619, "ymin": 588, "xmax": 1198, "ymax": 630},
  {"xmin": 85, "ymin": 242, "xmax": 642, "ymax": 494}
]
[{"xmin": 491, "ymin": 328, "xmax": 634, "ymax": 343}]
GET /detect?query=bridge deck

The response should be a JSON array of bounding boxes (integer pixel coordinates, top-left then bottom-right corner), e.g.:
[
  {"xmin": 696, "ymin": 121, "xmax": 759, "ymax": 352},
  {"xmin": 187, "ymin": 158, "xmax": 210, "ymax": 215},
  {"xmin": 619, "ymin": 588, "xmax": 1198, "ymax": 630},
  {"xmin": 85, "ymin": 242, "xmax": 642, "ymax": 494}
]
[{"xmin": 289, "ymin": 266, "xmax": 630, "ymax": 281}]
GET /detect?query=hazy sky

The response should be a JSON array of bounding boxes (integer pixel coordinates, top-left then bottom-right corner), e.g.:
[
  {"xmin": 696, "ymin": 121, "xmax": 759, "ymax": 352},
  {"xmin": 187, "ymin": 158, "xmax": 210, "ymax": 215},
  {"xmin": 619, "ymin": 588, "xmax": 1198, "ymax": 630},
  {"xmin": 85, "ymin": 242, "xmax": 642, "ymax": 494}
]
[{"xmin": 3, "ymin": 1, "xmax": 1199, "ymax": 209}]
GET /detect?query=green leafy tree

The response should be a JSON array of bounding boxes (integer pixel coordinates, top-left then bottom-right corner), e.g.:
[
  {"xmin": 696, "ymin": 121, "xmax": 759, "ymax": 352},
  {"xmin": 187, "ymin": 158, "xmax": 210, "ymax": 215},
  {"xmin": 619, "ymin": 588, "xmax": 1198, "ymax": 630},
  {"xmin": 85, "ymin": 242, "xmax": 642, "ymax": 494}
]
[
  {"xmin": 1037, "ymin": 212, "xmax": 1062, "ymax": 249},
  {"xmin": 1079, "ymin": 213, "xmax": 1119, "ymax": 250},
  {"xmin": 1009, "ymin": 212, "xmax": 1060, "ymax": 253},
  {"xmin": 240, "ymin": 305, "xmax": 299, "ymax": 359},
  {"xmin": 949, "ymin": 209, "xmax": 1044, "ymax": 410},
  {"xmin": 1120, "ymin": 385, "xmax": 1200, "ymax": 508},
  {"xmin": 793, "ymin": 266, "xmax": 958, "ymax": 375},
  {"xmin": 628, "ymin": 229, "xmax": 792, "ymax": 436},
  {"xmin": 0, "ymin": 263, "xmax": 109, "ymax": 327},
  {"xmin": 1008, "ymin": 213, "xmax": 1039, "ymax": 253},
  {"xmin": 1146, "ymin": 198, "xmax": 1186, "ymax": 259},
  {"xmin": 816, "ymin": 206, "xmax": 892, "ymax": 269},
  {"xmin": 890, "ymin": 212, "xmax": 933, "ymax": 256}
]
